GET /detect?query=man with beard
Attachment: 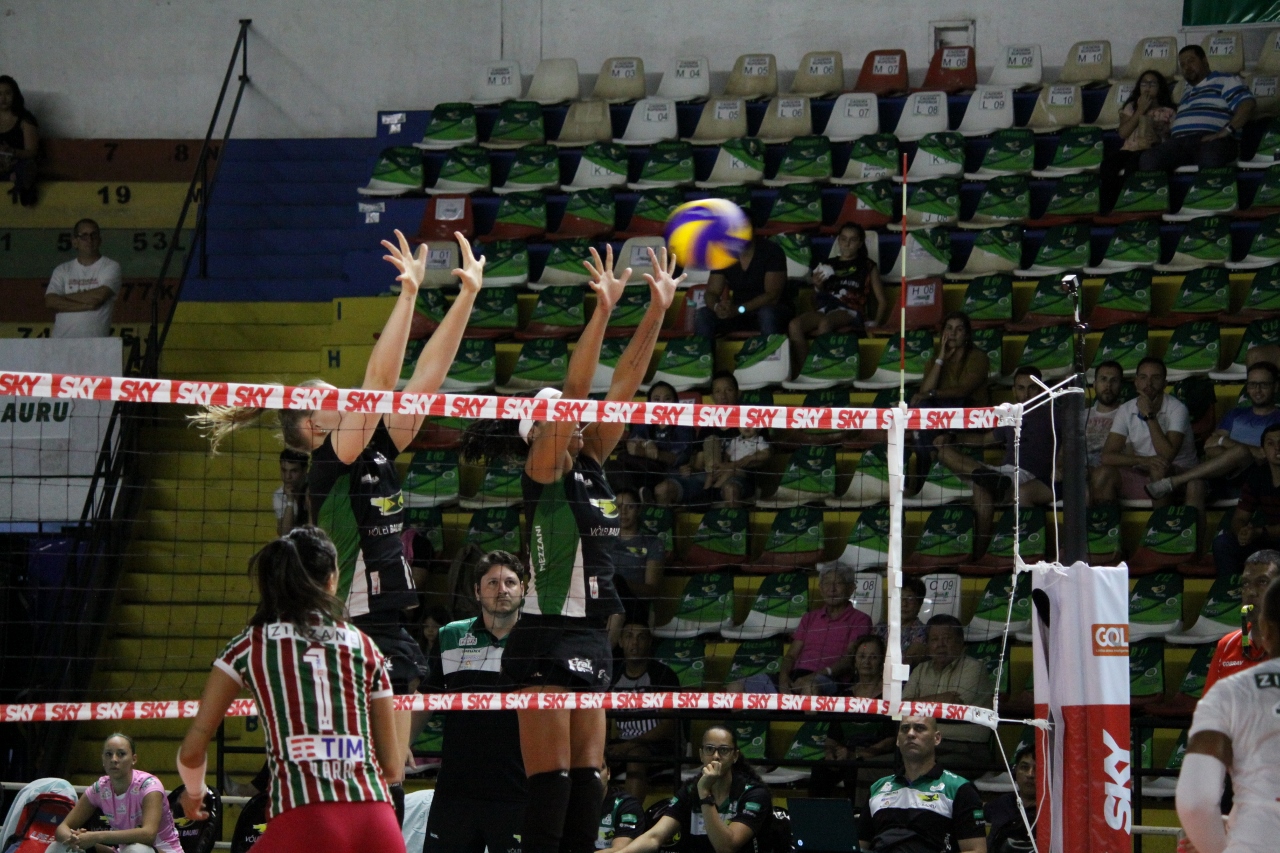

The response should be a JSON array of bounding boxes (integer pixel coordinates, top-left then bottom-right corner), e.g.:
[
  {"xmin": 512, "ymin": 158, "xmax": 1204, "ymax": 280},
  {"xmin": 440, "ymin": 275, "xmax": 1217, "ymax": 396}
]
[
  {"xmin": 1086, "ymin": 360, "xmax": 1123, "ymax": 506},
  {"xmin": 1139, "ymin": 45, "xmax": 1254, "ymax": 172}
]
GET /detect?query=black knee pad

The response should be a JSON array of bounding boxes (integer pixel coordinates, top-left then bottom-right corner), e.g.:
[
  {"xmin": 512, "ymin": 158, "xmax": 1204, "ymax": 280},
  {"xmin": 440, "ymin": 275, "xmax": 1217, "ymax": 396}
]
[
  {"xmin": 561, "ymin": 767, "xmax": 604, "ymax": 853},
  {"xmin": 523, "ymin": 770, "xmax": 572, "ymax": 853},
  {"xmin": 389, "ymin": 782, "xmax": 405, "ymax": 827}
]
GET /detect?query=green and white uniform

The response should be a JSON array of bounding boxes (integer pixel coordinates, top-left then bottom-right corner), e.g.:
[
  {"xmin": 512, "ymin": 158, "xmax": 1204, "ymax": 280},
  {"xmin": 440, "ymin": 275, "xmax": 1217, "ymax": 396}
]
[{"xmin": 859, "ymin": 764, "xmax": 986, "ymax": 853}]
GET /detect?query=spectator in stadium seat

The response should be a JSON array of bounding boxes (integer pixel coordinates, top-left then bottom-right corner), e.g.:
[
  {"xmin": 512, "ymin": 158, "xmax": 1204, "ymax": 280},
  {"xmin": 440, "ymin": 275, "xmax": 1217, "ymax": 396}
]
[
  {"xmin": 1101, "ymin": 70, "xmax": 1176, "ymax": 211},
  {"xmin": 934, "ymin": 365, "xmax": 1059, "ymax": 558},
  {"xmin": 605, "ymin": 381, "xmax": 695, "ymax": 495},
  {"xmin": 910, "ymin": 311, "xmax": 991, "ymax": 487},
  {"xmin": 705, "ymin": 424, "xmax": 770, "ymax": 507},
  {"xmin": 653, "ymin": 372, "xmax": 741, "ymax": 507},
  {"xmin": 0, "ymin": 75, "xmax": 39, "ymax": 206},
  {"xmin": 1087, "ymin": 361, "xmax": 1125, "ymax": 506},
  {"xmin": 858, "ymin": 715, "xmax": 987, "ymax": 853},
  {"xmin": 273, "ymin": 448, "xmax": 310, "ymax": 536},
  {"xmin": 876, "ymin": 576, "xmax": 931, "ymax": 667},
  {"xmin": 609, "ymin": 489, "xmax": 666, "ymax": 625},
  {"xmin": 902, "ymin": 615, "xmax": 995, "ymax": 766},
  {"xmin": 810, "ymin": 633, "xmax": 896, "ymax": 801},
  {"xmin": 44, "ymin": 218, "xmax": 122, "ymax": 338},
  {"xmin": 727, "ymin": 565, "xmax": 872, "ymax": 695},
  {"xmin": 597, "ymin": 762, "xmax": 647, "ymax": 849},
  {"xmin": 57, "ymin": 733, "xmax": 183, "ymax": 853},
  {"xmin": 1212, "ymin": 427, "xmax": 1280, "ymax": 581},
  {"xmin": 985, "ymin": 742, "xmax": 1037, "ymax": 853},
  {"xmin": 1097, "ymin": 357, "xmax": 1200, "ymax": 509},
  {"xmin": 1139, "ymin": 45, "xmax": 1255, "ymax": 172},
  {"xmin": 1147, "ymin": 362, "xmax": 1280, "ymax": 503},
  {"xmin": 1204, "ymin": 550, "xmax": 1280, "ymax": 694},
  {"xmin": 695, "ymin": 235, "xmax": 789, "ymax": 339},
  {"xmin": 607, "ymin": 620, "xmax": 681, "ymax": 801},
  {"xmin": 788, "ymin": 222, "xmax": 888, "ymax": 373}
]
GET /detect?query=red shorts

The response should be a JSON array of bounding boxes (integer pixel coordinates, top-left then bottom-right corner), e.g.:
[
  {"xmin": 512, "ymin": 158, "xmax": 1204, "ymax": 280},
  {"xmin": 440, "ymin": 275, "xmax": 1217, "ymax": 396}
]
[{"xmin": 253, "ymin": 801, "xmax": 403, "ymax": 853}]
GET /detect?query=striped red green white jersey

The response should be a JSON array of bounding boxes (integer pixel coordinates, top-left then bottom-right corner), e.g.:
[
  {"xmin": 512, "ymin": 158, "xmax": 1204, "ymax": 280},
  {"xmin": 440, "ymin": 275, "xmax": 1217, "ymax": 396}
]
[{"xmin": 215, "ymin": 615, "xmax": 394, "ymax": 817}]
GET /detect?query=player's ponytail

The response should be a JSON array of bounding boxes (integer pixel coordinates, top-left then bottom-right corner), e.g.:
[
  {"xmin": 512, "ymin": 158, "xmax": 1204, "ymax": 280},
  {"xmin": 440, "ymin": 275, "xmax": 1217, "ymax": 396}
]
[
  {"xmin": 249, "ymin": 525, "xmax": 343, "ymax": 633},
  {"xmin": 189, "ymin": 379, "xmax": 329, "ymax": 454}
]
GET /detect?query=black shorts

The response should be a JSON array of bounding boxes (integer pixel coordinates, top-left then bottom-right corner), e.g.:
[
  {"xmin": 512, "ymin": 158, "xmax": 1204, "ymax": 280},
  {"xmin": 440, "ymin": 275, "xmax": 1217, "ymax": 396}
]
[
  {"xmin": 422, "ymin": 793, "xmax": 524, "ymax": 853},
  {"xmin": 501, "ymin": 613, "xmax": 613, "ymax": 690},
  {"xmin": 352, "ymin": 612, "xmax": 430, "ymax": 695}
]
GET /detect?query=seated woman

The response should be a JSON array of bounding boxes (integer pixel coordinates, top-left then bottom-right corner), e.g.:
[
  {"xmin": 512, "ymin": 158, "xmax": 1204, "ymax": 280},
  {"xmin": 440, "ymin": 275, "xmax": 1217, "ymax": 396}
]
[
  {"xmin": 787, "ymin": 223, "xmax": 887, "ymax": 376},
  {"xmin": 615, "ymin": 724, "xmax": 772, "ymax": 853},
  {"xmin": 0, "ymin": 76, "xmax": 39, "ymax": 207},
  {"xmin": 909, "ymin": 311, "xmax": 990, "ymax": 483},
  {"xmin": 1101, "ymin": 70, "xmax": 1175, "ymax": 211},
  {"xmin": 56, "ymin": 733, "xmax": 183, "ymax": 853},
  {"xmin": 875, "ymin": 576, "xmax": 930, "ymax": 668},
  {"xmin": 605, "ymin": 381, "xmax": 695, "ymax": 495},
  {"xmin": 809, "ymin": 634, "xmax": 897, "ymax": 800}
]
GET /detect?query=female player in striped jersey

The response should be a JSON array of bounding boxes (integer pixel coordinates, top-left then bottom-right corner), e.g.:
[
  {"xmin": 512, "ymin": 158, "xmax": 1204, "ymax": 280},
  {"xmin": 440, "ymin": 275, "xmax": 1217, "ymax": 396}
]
[
  {"xmin": 502, "ymin": 245, "xmax": 681, "ymax": 853},
  {"xmin": 176, "ymin": 527, "xmax": 404, "ymax": 853}
]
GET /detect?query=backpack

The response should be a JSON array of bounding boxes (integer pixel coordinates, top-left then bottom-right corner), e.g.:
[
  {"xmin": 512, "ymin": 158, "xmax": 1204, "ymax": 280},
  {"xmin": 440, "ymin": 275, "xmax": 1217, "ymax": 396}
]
[
  {"xmin": 759, "ymin": 806, "xmax": 792, "ymax": 853},
  {"xmin": 1, "ymin": 792, "xmax": 76, "ymax": 853},
  {"xmin": 229, "ymin": 792, "xmax": 269, "ymax": 853},
  {"xmin": 166, "ymin": 786, "xmax": 222, "ymax": 853}
]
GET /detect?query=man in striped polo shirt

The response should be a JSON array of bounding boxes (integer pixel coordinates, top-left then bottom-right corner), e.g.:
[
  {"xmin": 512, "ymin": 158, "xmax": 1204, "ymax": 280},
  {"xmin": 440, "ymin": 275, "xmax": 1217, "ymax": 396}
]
[{"xmin": 1139, "ymin": 44, "xmax": 1254, "ymax": 172}]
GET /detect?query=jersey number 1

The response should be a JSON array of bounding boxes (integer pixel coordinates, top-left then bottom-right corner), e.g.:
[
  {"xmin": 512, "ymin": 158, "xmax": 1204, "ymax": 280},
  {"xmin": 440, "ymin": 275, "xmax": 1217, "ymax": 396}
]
[{"xmin": 303, "ymin": 647, "xmax": 334, "ymax": 731}]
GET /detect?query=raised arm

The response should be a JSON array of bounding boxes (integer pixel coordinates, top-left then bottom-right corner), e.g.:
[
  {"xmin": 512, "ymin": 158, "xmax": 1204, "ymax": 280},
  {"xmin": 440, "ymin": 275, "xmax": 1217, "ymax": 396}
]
[
  {"xmin": 582, "ymin": 247, "xmax": 682, "ymax": 463},
  {"xmin": 385, "ymin": 231, "xmax": 486, "ymax": 450}
]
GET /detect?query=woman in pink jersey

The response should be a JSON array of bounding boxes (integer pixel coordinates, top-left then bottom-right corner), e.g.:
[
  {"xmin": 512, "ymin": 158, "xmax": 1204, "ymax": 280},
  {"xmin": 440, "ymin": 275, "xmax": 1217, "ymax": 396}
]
[
  {"xmin": 55, "ymin": 733, "xmax": 182, "ymax": 853},
  {"xmin": 176, "ymin": 527, "xmax": 404, "ymax": 853}
]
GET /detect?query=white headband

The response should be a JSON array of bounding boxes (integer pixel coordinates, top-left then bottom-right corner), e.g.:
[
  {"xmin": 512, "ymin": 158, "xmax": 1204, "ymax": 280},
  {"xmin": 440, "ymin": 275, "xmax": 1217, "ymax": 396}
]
[{"xmin": 519, "ymin": 387, "xmax": 564, "ymax": 443}]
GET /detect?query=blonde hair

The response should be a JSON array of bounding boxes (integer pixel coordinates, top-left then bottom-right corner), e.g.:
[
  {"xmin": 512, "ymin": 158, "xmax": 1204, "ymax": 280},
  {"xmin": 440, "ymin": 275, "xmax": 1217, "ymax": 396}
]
[{"xmin": 188, "ymin": 379, "xmax": 325, "ymax": 454}]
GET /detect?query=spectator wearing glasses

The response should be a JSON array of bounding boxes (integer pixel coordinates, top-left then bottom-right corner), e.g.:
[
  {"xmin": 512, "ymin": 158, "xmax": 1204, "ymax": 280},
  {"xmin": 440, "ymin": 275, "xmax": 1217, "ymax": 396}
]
[{"xmin": 45, "ymin": 218, "xmax": 122, "ymax": 338}]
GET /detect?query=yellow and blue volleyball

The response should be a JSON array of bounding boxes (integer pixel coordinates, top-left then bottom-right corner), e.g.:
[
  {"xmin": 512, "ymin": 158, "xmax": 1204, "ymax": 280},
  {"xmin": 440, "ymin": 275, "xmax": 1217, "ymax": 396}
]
[{"xmin": 664, "ymin": 198, "xmax": 752, "ymax": 270}]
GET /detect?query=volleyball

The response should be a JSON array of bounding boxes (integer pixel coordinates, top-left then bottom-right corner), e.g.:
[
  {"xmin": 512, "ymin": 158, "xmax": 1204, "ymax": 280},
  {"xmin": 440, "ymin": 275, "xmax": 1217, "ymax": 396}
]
[{"xmin": 664, "ymin": 198, "xmax": 752, "ymax": 270}]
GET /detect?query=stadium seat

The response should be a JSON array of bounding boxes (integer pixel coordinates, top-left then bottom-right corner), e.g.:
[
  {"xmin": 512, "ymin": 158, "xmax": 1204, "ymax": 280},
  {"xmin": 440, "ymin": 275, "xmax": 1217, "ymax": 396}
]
[
  {"xmin": 1128, "ymin": 571, "xmax": 1183, "ymax": 642},
  {"xmin": 830, "ymin": 135, "xmax": 899, "ymax": 186},
  {"xmin": 474, "ymin": 238, "xmax": 529, "ymax": 288},
  {"xmin": 493, "ymin": 144, "xmax": 560, "ymax": 195},
  {"xmin": 615, "ymin": 97, "xmax": 679, "ymax": 146},
  {"xmin": 650, "ymin": 335, "xmax": 714, "ymax": 391},
  {"xmin": 424, "ymin": 145, "xmax": 491, "ymax": 194},
  {"xmin": 548, "ymin": 187, "xmax": 616, "ymax": 241},
  {"xmin": 358, "ymin": 146, "xmax": 423, "ymax": 196},
  {"xmin": 627, "ymin": 140, "xmax": 696, "ymax": 188},
  {"xmin": 1127, "ymin": 505, "xmax": 1198, "ymax": 575},
  {"xmin": 1162, "ymin": 320, "xmax": 1221, "ymax": 381},
  {"xmin": 770, "ymin": 231, "xmax": 812, "ymax": 278},
  {"xmin": 526, "ymin": 58, "xmax": 580, "ymax": 105},
  {"xmin": 684, "ymin": 508, "xmax": 750, "ymax": 570},
  {"xmin": 402, "ymin": 450, "xmax": 460, "ymax": 508},
  {"xmin": 615, "ymin": 188, "xmax": 684, "ymax": 238},
  {"xmin": 613, "ymin": 236, "xmax": 668, "ymax": 276},
  {"xmin": 790, "ymin": 50, "xmax": 845, "ymax": 98},
  {"xmin": 1016, "ymin": 223, "xmax": 1091, "ymax": 276},
  {"xmin": 1247, "ymin": 73, "xmax": 1280, "ymax": 121},
  {"xmin": 481, "ymin": 100, "xmax": 545, "ymax": 149},
  {"xmin": 854, "ymin": 329, "xmax": 936, "ymax": 388},
  {"xmin": 1220, "ymin": 263, "xmax": 1280, "ymax": 321},
  {"xmin": 1031, "ymin": 125, "xmax": 1104, "ymax": 177},
  {"xmin": 897, "ymin": 229, "xmax": 952, "ymax": 280},
  {"xmin": 893, "ymin": 92, "xmax": 949, "ymax": 141},
  {"xmin": 920, "ymin": 45, "xmax": 976, "ymax": 94},
  {"xmin": 470, "ymin": 60, "xmax": 523, "ymax": 105},
  {"xmin": 903, "ymin": 132, "xmax": 965, "ymax": 181},
  {"xmin": 1016, "ymin": 322, "xmax": 1075, "ymax": 379},
  {"xmin": 459, "ymin": 455, "xmax": 524, "ymax": 509},
  {"xmin": 656, "ymin": 55, "xmax": 712, "ymax": 102},
  {"xmin": 1024, "ymin": 174, "xmax": 1101, "ymax": 227},
  {"xmin": 549, "ymin": 100, "xmax": 614, "ymax": 147},
  {"xmin": 1090, "ymin": 270, "xmax": 1153, "ymax": 329},
  {"xmin": 1236, "ymin": 165, "xmax": 1280, "ymax": 219},
  {"xmin": 957, "ymin": 273, "xmax": 1014, "ymax": 328},
  {"xmin": 826, "ymin": 444, "xmax": 891, "ymax": 507},
  {"xmin": 1141, "ymin": 732, "xmax": 1189, "ymax": 797},
  {"xmin": 916, "ymin": 572, "xmax": 964, "ymax": 623},
  {"xmin": 755, "ymin": 183, "xmax": 823, "ymax": 234},
  {"xmin": 1096, "ymin": 170, "xmax": 1169, "ymax": 224},
  {"xmin": 416, "ymin": 240, "xmax": 460, "ymax": 288},
  {"xmin": 725, "ymin": 53, "xmax": 778, "ymax": 101},
  {"xmin": 823, "ymin": 179, "xmax": 895, "ymax": 230},
  {"xmin": 950, "ymin": 223, "xmax": 1023, "ymax": 278},
  {"xmin": 1149, "ymin": 266, "xmax": 1230, "ymax": 328},
  {"xmin": 1163, "ymin": 166, "xmax": 1239, "ymax": 221},
  {"xmin": 495, "ymin": 337, "xmax": 568, "ymax": 393},
  {"xmin": 823, "ymin": 93, "xmax": 881, "ymax": 142},
  {"xmin": 413, "ymin": 194, "xmax": 474, "ymax": 242},
  {"xmin": 1089, "ymin": 80, "xmax": 1132, "ymax": 131},
  {"xmin": 762, "ymin": 136, "xmax": 833, "ymax": 186},
  {"xmin": 854, "ymin": 49, "xmax": 909, "ymax": 96},
  {"xmin": 1166, "ymin": 569, "xmax": 1243, "ymax": 644},
  {"xmin": 721, "ymin": 571, "xmax": 810, "ymax": 640},
  {"xmin": 592, "ymin": 56, "xmax": 646, "ymax": 103},
  {"xmin": 1147, "ymin": 641, "xmax": 1212, "ymax": 714},
  {"xmin": 761, "ymin": 722, "xmax": 831, "ymax": 785},
  {"xmin": 755, "ymin": 96, "xmax": 814, "ymax": 144},
  {"xmin": 1058, "ymin": 40, "xmax": 1112, "ymax": 86},
  {"xmin": 965, "ymin": 507, "xmax": 1048, "ymax": 574},
  {"xmin": 965, "ymin": 571, "xmax": 1032, "ymax": 641},
  {"xmin": 905, "ymin": 177, "xmax": 960, "ymax": 228},
  {"xmin": 972, "ymin": 327, "xmax": 1004, "ymax": 378},
  {"xmin": 440, "ymin": 339, "xmax": 497, "ymax": 392},
  {"xmin": 987, "ymin": 44, "xmax": 1043, "ymax": 90},
  {"xmin": 958, "ymin": 175, "xmax": 1030, "ymax": 229},
  {"xmin": 1202, "ymin": 30, "xmax": 1244, "ymax": 75},
  {"xmin": 560, "ymin": 142, "xmax": 628, "ymax": 192},
  {"xmin": 733, "ymin": 333, "xmax": 790, "ymax": 390},
  {"xmin": 642, "ymin": 505, "xmax": 676, "ymax": 556},
  {"xmin": 461, "ymin": 288, "xmax": 518, "ymax": 337},
  {"xmin": 965, "ymin": 128, "xmax": 1034, "ymax": 178},
  {"xmin": 828, "ymin": 505, "xmax": 891, "ymax": 570},
  {"xmin": 1212, "ymin": 316, "xmax": 1280, "ymax": 380},
  {"xmin": 414, "ymin": 102, "xmax": 478, "ymax": 150},
  {"xmin": 759, "ymin": 445, "xmax": 838, "ymax": 507},
  {"xmin": 515, "ymin": 285, "xmax": 584, "ymax": 340},
  {"xmin": 1088, "ymin": 505, "xmax": 1123, "ymax": 565},
  {"xmin": 1088, "ymin": 322, "xmax": 1148, "ymax": 379},
  {"xmin": 903, "ymin": 458, "xmax": 974, "ymax": 508},
  {"xmin": 726, "ymin": 637, "xmax": 786, "ymax": 685},
  {"xmin": 485, "ymin": 190, "xmax": 547, "ymax": 240},
  {"xmin": 782, "ymin": 332, "xmax": 861, "ymax": 390},
  {"xmin": 1154, "ymin": 215, "xmax": 1231, "ymax": 273},
  {"xmin": 588, "ymin": 338, "xmax": 628, "ymax": 394},
  {"xmin": 1008, "ymin": 273, "xmax": 1076, "ymax": 332},
  {"xmin": 464, "ymin": 506, "xmax": 522, "ymax": 555},
  {"xmin": 1084, "ymin": 217, "xmax": 1161, "ymax": 274},
  {"xmin": 1123, "ymin": 36, "xmax": 1178, "ymax": 81},
  {"xmin": 685, "ymin": 98, "xmax": 749, "ymax": 144},
  {"xmin": 603, "ymin": 286, "xmax": 652, "ymax": 338},
  {"xmin": 1128, "ymin": 637, "xmax": 1167, "ymax": 707},
  {"xmin": 694, "ymin": 137, "xmax": 766, "ymax": 188},
  {"xmin": 653, "ymin": 573, "xmax": 734, "ymax": 638},
  {"xmin": 746, "ymin": 506, "xmax": 826, "ymax": 572},
  {"xmin": 1025, "ymin": 84, "xmax": 1083, "ymax": 132},
  {"xmin": 528, "ymin": 237, "xmax": 591, "ymax": 290}
]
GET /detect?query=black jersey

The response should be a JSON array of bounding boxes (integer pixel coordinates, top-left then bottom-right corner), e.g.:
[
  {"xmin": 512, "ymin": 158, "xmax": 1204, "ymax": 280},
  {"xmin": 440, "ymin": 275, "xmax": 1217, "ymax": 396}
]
[
  {"xmin": 309, "ymin": 421, "xmax": 416, "ymax": 617},
  {"xmin": 596, "ymin": 790, "xmax": 645, "ymax": 848}
]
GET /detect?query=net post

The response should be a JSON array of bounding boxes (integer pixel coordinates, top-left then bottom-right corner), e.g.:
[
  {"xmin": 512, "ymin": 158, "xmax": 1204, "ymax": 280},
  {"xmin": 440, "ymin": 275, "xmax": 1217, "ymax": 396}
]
[
  {"xmin": 883, "ymin": 404, "xmax": 909, "ymax": 711},
  {"xmin": 1060, "ymin": 273, "xmax": 1088, "ymax": 562}
]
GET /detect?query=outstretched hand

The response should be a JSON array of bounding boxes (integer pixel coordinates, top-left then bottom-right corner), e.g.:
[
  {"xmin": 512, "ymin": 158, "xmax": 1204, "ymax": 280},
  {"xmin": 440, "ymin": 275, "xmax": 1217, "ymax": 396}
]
[
  {"xmin": 380, "ymin": 229, "xmax": 427, "ymax": 296},
  {"xmin": 452, "ymin": 231, "xmax": 486, "ymax": 295},
  {"xmin": 642, "ymin": 247, "xmax": 683, "ymax": 312},
  {"xmin": 584, "ymin": 244, "xmax": 631, "ymax": 314}
]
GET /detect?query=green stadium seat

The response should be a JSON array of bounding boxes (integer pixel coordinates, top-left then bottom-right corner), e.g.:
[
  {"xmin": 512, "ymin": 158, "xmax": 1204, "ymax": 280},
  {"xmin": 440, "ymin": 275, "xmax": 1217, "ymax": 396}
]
[
  {"xmin": 1128, "ymin": 571, "xmax": 1183, "ymax": 641},
  {"xmin": 495, "ymin": 337, "xmax": 568, "ymax": 393},
  {"xmin": 1163, "ymin": 166, "xmax": 1239, "ymax": 222},
  {"xmin": 755, "ymin": 183, "xmax": 823, "ymax": 235},
  {"xmin": 1221, "ymin": 264, "xmax": 1280, "ymax": 322},
  {"xmin": 854, "ymin": 329, "xmax": 935, "ymax": 389},
  {"xmin": 651, "ymin": 334, "xmax": 714, "ymax": 392},
  {"xmin": 547, "ymin": 188, "xmax": 615, "ymax": 241},
  {"xmin": 957, "ymin": 176, "xmax": 1029, "ymax": 229},
  {"xmin": 759, "ymin": 445, "xmax": 837, "ymax": 508},
  {"xmin": 1142, "ymin": 731, "xmax": 1188, "ymax": 797},
  {"xmin": 1084, "ymin": 217, "xmax": 1161, "ymax": 275},
  {"xmin": 1161, "ymin": 320, "xmax": 1221, "ymax": 381},
  {"xmin": 424, "ymin": 145, "xmax": 491, "ymax": 194},
  {"xmin": 957, "ymin": 274, "xmax": 1014, "ymax": 328},
  {"xmin": 652, "ymin": 573, "xmax": 734, "ymax": 638},
  {"xmin": 465, "ymin": 506, "xmax": 523, "ymax": 555},
  {"xmin": 460, "ymin": 288, "xmax": 518, "ymax": 338},
  {"xmin": 904, "ymin": 131, "xmax": 964, "ymax": 181},
  {"xmin": 1024, "ymin": 173, "xmax": 1102, "ymax": 227},
  {"xmin": 721, "ymin": 571, "xmax": 810, "ymax": 640},
  {"xmin": 1211, "ymin": 317, "xmax": 1280, "ymax": 380},
  {"xmin": 654, "ymin": 637, "xmax": 708, "ymax": 687},
  {"xmin": 414, "ymin": 102, "xmax": 478, "ymax": 150},
  {"xmin": 950, "ymin": 223, "xmax": 1022, "ymax": 278},
  {"xmin": 1128, "ymin": 505, "xmax": 1198, "ymax": 575},
  {"xmin": 827, "ymin": 445, "xmax": 890, "ymax": 507},
  {"xmin": 616, "ymin": 188, "xmax": 685, "ymax": 238},
  {"xmin": 1154, "ymin": 215, "xmax": 1231, "ymax": 273},
  {"xmin": 763, "ymin": 136, "xmax": 832, "ymax": 187},
  {"xmin": 727, "ymin": 637, "xmax": 786, "ymax": 683},
  {"xmin": 1088, "ymin": 321, "xmax": 1148, "ymax": 379},
  {"xmin": 823, "ymin": 179, "xmax": 895, "ymax": 231},
  {"xmin": 459, "ymin": 455, "xmax": 523, "ymax": 509},
  {"xmin": 965, "ymin": 571, "xmax": 1031, "ymax": 641},
  {"xmin": 963, "ymin": 507, "xmax": 1048, "ymax": 574},
  {"xmin": 895, "ymin": 229, "xmax": 951, "ymax": 280},
  {"xmin": 514, "ymin": 285, "xmax": 584, "ymax": 340},
  {"xmin": 965, "ymin": 128, "xmax": 1034, "ymax": 179},
  {"xmin": 440, "ymin": 338, "xmax": 497, "ymax": 392},
  {"xmin": 1088, "ymin": 505, "xmax": 1123, "ymax": 565},
  {"xmin": 1096, "ymin": 170, "xmax": 1169, "ymax": 224},
  {"xmin": 1009, "ymin": 273, "xmax": 1078, "ymax": 332},
  {"xmin": 484, "ymin": 190, "xmax": 547, "ymax": 240},
  {"xmin": 904, "ymin": 506, "xmax": 977, "ymax": 572},
  {"xmin": 770, "ymin": 232, "xmax": 813, "ymax": 279},
  {"xmin": 1032, "ymin": 126, "xmax": 1105, "ymax": 178},
  {"xmin": 1241, "ymin": 118, "xmax": 1280, "ymax": 169},
  {"xmin": 782, "ymin": 333, "xmax": 861, "ymax": 390},
  {"xmin": 761, "ymin": 721, "xmax": 830, "ymax": 786},
  {"xmin": 1016, "ymin": 223, "xmax": 1091, "ymax": 276},
  {"xmin": 1149, "ymin": 267, "xmax": 1230, "ymax": 328},
  {"xmin": 480, "ymin": 100, "xmax": 545, "ymax": 149},
  {"xmin": 904, "ymin": 457, "xmax": 973, "ymax": 508},
  {"xmin": 473, "ymin": 239, "xmax": 529, "ymax": 288},
  {"xmin": 831, "ymin": 505, "xmax": 891, "ymax": 569},
  {"xmin": 1129, "ymin": 637, "xmax": 1167, "ymax": 707},
  {"xmin": 684, "ymin": 508, "xmax": 750, "ymax": 571},
  {"xmin": 357, "ymin": 146, "xmax": 423, "ymax": 196},
  {"xmin": 734, "ymin": 333, "xmax": 790, "ymax": 390},
  {"xmin": 1166, "ymin": 570, "xmax": 1243, "ymax": 644},
  {"xmin": 830, "ymin": 133, "xmax": 899, "ymax": 185},
  {"xmin": 493, "ymin": 143, "xmax": 560, "ymax": 194},
  {"xmin": 402, "ymin": 450, "xmax": 460, "ymax": 508},
  {"xmin": 694, "ymin": 137, "xmax": 766, "ymax": 188},
  {"xmin": 1148, "ymin": 643, "xmax": 1214, "ymax": 716},
  {"xmin": 1015, "ymin": 322, "xmax": 1076, "ymax": 380},
  {"xmin": 529, "ymin": 237, "xmax": 592, "ymax": 290},
  {"xmin": 628, "ymin": 140, "xmax": 695, "ymax": 190},
  {"xmin": 561, "ymin": 141, "xmax": 628, "ymax": 191},
  {"xmin": 746, "ymin": 506, "xmax": 826, "ymax": 573}
]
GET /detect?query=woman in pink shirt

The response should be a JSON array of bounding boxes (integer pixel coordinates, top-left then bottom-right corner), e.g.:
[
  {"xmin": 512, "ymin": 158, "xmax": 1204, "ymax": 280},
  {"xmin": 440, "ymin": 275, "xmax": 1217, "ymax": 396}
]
[{"xmin": 55, "ymin": 733, "xmax": 183, "ymax": 853}]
